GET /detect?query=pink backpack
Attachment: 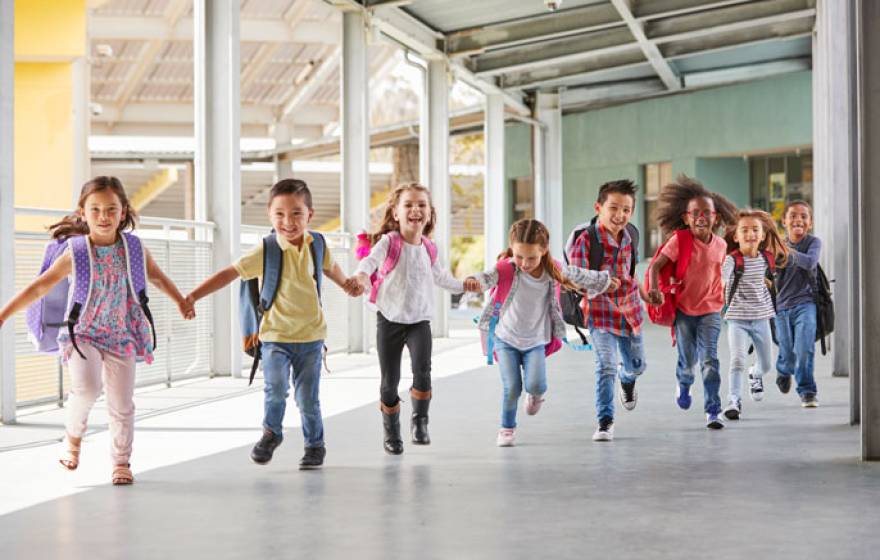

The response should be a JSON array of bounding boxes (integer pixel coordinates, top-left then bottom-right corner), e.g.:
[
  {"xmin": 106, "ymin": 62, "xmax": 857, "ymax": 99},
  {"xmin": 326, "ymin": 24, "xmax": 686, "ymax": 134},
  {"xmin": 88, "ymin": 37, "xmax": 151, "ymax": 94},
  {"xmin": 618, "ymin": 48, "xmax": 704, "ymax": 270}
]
[
  {"xmin": 355, "ymin": 231, "xmax": 438, "ymax": 304},
  {"xmin": 481, "ymin": 258, "xmax": 563, "ymax": 365}
]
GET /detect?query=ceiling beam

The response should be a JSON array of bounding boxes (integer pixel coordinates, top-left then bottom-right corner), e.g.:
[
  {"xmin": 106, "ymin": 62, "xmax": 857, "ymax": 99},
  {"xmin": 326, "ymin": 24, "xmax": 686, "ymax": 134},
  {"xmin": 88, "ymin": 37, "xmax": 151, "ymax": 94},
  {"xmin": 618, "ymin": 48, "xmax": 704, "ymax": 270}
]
[
  {"xmin": 561, "ymin": 79, "xmax": 666, "ymax": 109},
  {"xmin": 279, "ymin": 46, "xmax": 341, "ymax": 121},
  {"xmin": 609, "ymin": 0, "xmax": 681, "ymax": 90},
  {"xmin": 89, "ymin": 16, "xmax": 340, "ymax": 44},
  {"xmin": 94, "ymin": 103, "xmax": 276, "ymax": 125},
  {"xmin": 241, "ymin": 43, "xmax": 282, "ymax": 95},
  {"xmin": 682, "ymin": 57, "xmax": 811, "ymax": 88},
  {"xmin": 648, "ymin": 0, "xmax": 816, "ymax": 42},
  {"xmin": 634, "ymin": 0, "xmax": 754, "ymax": 21}
]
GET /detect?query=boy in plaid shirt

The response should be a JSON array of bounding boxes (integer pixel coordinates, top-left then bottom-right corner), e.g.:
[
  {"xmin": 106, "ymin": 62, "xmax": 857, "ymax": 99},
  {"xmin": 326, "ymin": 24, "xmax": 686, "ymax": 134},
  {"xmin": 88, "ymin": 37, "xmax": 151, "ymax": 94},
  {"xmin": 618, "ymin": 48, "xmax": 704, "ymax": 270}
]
[{"xmin": 567, "ymin": 180, "xmax": 646, "ymax": 442}]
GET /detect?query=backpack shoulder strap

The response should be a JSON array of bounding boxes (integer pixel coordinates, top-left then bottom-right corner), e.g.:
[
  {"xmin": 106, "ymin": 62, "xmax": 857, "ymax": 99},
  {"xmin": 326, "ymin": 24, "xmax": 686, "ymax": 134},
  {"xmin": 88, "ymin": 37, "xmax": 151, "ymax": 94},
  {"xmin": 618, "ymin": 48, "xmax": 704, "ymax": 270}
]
[
  {"xmin": 422, "ymin": 236, "xmax": 438, "ymax": 265},
  {"xmin": 260, "ymin": 233, "xmax": 283, "ymax": 311},
  {"xmin": 761, "ymin": 250, "xmax": 776, "ymax": 273},
  {"xmin": 66, "ymin": 236, "xmax": 94, "ymax": 359},
  {"xmin": 493, "ymin": 258, "xmax": 516, "ymax": 305},
  {"xmin": 673, "ymin": 229, "xmax": 695, "ymax": 280},
  {"xmin": 626, "ymin": 224, "xmax": 640, "ymax": 277},
  {"xmin": 380, "ymin": 231, "xmax": 403, "ymax": 275},
  {"xmin": 120, "ymin": 233, "xmax": 148, "ymax": 297},
  {"xmin": 726, "ymin": 250, "xmax": 746, "ymax": 305},
  {"xmin": 587, "ymin": 225, "xmax": 605, "ymax": 271},
  {"xmin": 309, "ymin": 231, "xmax": 326, "ymax": 299}
]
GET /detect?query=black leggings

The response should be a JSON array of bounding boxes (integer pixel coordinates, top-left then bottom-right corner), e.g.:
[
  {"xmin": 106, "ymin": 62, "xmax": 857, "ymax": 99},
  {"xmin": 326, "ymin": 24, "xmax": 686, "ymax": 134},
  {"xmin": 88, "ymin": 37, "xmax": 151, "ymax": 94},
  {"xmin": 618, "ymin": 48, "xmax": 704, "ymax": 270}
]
[{"xmin": 376, "ymin": 313, "xmax": 432, "ymax": 407}]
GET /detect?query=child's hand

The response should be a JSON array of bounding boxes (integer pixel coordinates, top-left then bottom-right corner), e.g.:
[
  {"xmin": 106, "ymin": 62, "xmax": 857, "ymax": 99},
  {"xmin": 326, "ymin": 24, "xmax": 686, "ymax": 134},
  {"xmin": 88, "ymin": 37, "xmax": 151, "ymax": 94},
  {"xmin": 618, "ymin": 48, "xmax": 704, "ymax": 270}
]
[
  {"xmin": 463, "ymin": 277, "xmax": 482, "ymax": 292},
  {"xmin": 342, "ymin": 277, "xmax": 364, "ymax": 297},
  {"xmin": 606, "ymin": 277, "xmax": 622, "ymax": 292},
  {"xmin": 355, "ymin": 272, "xmax": 371, "ymax": 292},
  {"xmin": 764, "ymin": 278, "xmax": 773, "ymax": 290},
  {"xmin": 178, "ymin": 295, "xmax": 196, "ymax": 320},
  {"xmin": 646, "ymin": 288, "xmax": 664, "ymax": 306}
]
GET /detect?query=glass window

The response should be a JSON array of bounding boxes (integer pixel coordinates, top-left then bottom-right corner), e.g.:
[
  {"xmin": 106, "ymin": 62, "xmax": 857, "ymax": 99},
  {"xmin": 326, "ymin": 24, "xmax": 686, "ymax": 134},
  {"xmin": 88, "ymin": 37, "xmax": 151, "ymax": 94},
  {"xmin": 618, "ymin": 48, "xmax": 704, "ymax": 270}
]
[
  {"xmin": 643, "ymin": 161, "xmax": 671, "ymax": 256},
  {"xmin": 749, "ymin": 151, "xmax": 813, "ymax": 225}
]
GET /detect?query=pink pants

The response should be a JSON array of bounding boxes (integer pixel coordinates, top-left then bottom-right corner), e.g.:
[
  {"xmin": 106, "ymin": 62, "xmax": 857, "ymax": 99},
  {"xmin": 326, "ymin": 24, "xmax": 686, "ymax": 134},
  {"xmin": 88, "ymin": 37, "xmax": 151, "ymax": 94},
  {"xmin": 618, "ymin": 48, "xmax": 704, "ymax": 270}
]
[{"xmin": 65, "ymin": 344, "xmax": 136, "ymax": 465}]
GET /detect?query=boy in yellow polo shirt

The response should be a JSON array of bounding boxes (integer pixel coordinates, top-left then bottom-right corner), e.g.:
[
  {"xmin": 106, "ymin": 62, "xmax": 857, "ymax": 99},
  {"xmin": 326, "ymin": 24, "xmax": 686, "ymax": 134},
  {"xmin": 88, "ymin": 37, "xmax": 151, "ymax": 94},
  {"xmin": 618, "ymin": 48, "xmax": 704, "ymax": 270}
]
[{"xmin": 187, "ymin": 179, "xmax": 361, "ymax": 469}]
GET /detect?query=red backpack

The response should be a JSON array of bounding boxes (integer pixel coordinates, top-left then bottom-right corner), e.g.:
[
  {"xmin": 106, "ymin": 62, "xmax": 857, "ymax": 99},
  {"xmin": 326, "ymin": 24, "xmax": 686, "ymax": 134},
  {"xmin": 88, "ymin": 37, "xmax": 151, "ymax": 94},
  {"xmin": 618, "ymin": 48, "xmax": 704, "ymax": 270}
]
[{"xmin": 644, "ymin": 230, "xmax": 695, "ymax": 337}]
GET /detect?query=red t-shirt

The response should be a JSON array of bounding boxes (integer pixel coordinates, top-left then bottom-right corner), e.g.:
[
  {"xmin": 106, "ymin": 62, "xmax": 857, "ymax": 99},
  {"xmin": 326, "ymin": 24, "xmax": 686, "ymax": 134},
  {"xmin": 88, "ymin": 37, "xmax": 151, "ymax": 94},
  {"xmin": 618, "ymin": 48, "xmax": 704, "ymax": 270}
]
[{"xmin": 660, "ymin": 232, "xmax": 727, "ymax": 316}]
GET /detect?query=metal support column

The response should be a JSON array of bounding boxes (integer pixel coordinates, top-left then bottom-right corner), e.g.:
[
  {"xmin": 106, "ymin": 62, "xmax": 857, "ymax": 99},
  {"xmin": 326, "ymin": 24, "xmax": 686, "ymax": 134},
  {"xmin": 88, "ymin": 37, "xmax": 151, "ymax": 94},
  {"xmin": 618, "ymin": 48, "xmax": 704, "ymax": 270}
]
[
  {"xmin": 484, "ymin": 94, "xmax": 508, "ymax": 268},
  {"xmin": 857, "ymin": 0, "xmax": 880, "ymax": 460},
  {"xmin": 423, "ymin": 59, "xmax": 450, "ymax": 337},
  {"xmin": 272, "ymin": 123, "xmax": 294, "ymax": 183},
  {"xmin": 533, "ymin": 92, "xmax": 564, "ymax": 256},
  {"xmin": 0, "ymin": 0, "xmax": 16, "ymax": 423},
  {"xmin": 194, "ymin": 0, "xmax": 242, "ymax": 376},
  {"xmin": 341, "ymin": 11, "xmax": 369, "ymax": 353}
]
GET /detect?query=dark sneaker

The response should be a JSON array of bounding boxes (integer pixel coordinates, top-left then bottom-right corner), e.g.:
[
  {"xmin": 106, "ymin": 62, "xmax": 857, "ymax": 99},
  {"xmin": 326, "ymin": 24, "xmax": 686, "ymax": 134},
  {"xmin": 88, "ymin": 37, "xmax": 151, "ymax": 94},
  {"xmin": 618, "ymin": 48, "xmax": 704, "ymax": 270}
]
[
  {"xmin": 801, "ymin": 394, "xmax": 819, "ymax": 408},
  {"xmin": 250, "ymin": 429, "xmax": 283, "ymax": 465},
  {"xmin": 592, "ymin": 416, "xmax": 614, "ymax": 442},
  {"xmin": 299, "ymin": 446, "xmax": 326, "ymax": 469},
  {"xmin": 619, "ymin": 380, "xmax": 637, "ymax": 411},
  {"xmin": 676, "ymin": 383, "xmax": 692, "ymax": 410},
  {"xmin": 723, "ymin": 399, "xmax": 742, "ymax": 421},
  {"xmin": 706, "ymin": 413, "xmax": 725, "ymax": 430},
  {"xmin": 776, "ymin": 375, "xmax": 792, "ymax": 394},
  {"xmin": 748, "ymin": 373, "xmax": 764, "ymax": 402}
]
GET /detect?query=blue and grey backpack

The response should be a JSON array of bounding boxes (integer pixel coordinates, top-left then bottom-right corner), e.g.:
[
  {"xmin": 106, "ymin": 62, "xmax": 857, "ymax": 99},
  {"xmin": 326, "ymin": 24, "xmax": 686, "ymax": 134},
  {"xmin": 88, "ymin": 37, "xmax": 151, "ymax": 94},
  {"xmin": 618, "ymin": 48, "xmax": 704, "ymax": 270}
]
[{"xmin": 239, "ymin": 231, "xmax": 326, "ymax": 385}]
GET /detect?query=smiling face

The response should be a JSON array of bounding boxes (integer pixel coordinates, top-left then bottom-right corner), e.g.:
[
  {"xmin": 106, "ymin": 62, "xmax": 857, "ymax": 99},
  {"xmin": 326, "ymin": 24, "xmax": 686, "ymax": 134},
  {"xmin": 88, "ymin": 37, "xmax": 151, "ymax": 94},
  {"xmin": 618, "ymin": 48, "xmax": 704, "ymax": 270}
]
[
  {"xmin": 268, "ymin": 193, "xmax": 313, "ymax": 245},
  {"xmin": 80, "ymin": 189, "xmax": 125, "ymax": 244},
  {"xmin": 684, "ymin": 196, "xmax": 717, "ymax": 241},
  {"xmin": 392, "ymin": 188, "xmax": 431, "ymax": 238},
  {"xmin": 783, "ymin": 203, "xmax": 812, "ymax": 243},
  {"xmin": 511, "ymin": 242, "xmax": 547, "ymax": 276},
  {"xmin": 593, "ymin": 192, "xmax": 634, "ymax": 237},
  {"xmin": 733, "ymin": 216, "xmax": 766, "ymax": 254}
]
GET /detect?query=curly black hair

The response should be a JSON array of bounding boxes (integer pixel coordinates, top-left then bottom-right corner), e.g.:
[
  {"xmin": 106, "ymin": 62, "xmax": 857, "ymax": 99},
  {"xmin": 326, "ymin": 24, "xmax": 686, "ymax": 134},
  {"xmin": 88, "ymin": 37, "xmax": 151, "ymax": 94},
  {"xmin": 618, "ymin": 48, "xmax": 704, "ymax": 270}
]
[{"xmin": 653, "ymin": 174, "xmax": 738, "ymax": 235}]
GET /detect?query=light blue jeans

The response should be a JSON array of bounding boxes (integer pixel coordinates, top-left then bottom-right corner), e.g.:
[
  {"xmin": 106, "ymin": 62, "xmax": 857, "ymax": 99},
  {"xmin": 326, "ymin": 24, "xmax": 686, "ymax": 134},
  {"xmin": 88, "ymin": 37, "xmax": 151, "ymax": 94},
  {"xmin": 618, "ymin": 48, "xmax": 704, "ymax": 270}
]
[
  {"xmin": 726, "ymin": 319, "xmax": 773, "ymax": 402},
  {"xmin": 261, "ymin": 340, "xmax": 325, "ymax": 448},
  {"xmin": 494, "ymin": 338, "xmax": 548, "ymax": 429},
  {"xmin": 674, "ymin": 311, "xmax": 722, "ymax": 414},
  {"xmin": 774, "ymin": 303, "xmax": 818, "ymax": 396},
  {"xmin": 590, "ymin": 329, "xmax": 646, "ymax": 421}
]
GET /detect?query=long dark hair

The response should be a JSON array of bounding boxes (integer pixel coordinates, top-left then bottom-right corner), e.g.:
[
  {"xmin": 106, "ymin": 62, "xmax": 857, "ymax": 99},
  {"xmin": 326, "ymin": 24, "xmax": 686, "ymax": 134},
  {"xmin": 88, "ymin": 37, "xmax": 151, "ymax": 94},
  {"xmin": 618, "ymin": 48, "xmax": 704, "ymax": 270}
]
[
  {"xmin": 498, "ymin": 219, "xmax": 580, "ymax": 292},
  {"xmin": 370, "ymin": 183, "xmax": 436, "ymax": 244},
  {"xmin": 48, "ymin": 176, "xmax": 137, "ymax": 240}
]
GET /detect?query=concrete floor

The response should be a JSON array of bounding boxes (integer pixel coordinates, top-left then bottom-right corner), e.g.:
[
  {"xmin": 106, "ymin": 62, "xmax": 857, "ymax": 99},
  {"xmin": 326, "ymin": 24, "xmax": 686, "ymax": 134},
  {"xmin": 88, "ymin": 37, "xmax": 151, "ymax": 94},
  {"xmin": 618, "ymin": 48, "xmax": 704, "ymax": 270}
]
[{"xmin": 1, "ymin": 320, "xmax": 878, "ymax": 560}]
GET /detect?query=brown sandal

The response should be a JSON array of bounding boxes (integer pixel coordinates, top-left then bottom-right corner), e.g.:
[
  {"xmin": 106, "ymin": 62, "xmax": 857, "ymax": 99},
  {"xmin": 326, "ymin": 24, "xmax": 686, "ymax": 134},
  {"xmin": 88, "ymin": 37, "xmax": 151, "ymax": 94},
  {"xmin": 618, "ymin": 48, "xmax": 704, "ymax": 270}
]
[
  {"xmin": 112, "ymin": 464, "xmax": 134, "ymax": 485},
  {"xmin": 59, "ymin": 435, "xmax": 82, "ymax": 471}
]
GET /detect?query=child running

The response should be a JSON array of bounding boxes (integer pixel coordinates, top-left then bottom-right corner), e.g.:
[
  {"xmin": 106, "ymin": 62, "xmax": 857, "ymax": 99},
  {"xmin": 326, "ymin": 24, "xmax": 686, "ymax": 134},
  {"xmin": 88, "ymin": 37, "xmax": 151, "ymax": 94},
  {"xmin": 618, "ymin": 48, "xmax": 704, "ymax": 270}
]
[
  {"xmin": 720, "ymin": 209, "xmax": 789, "ymax": 420},
  {"xmin": 568, "ymin": 180, "xmax": 646, "ymax": 442},
  {"xmin": 471, "ymin": 219, "xmax": 618, "ymax": 447},
  {"xmin": 186, "ymin": 179, "xmax": 359, "ymax": 469},
  {"xmin": 774, "ymin": 200, "xmax": 822, "ymax": 407},
  {"xmin": 646, "ymin": 176, "xmax": 737, "ymax": 429},
  {"xmin": 0, "ymin": 176, "xmax": 194, "ymax": 485},
  {"xmin": 354, "ymin": 183, "xmax": 475, "ymax": 455}
]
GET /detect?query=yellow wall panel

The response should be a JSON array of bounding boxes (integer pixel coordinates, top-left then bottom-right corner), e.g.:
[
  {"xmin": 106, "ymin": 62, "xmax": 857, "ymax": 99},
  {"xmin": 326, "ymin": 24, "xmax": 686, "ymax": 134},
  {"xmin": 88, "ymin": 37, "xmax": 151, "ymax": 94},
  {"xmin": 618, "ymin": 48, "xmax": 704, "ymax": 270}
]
[{"xmin": 14, "ymin": 0, "xmax": 86, "ymax": 60}]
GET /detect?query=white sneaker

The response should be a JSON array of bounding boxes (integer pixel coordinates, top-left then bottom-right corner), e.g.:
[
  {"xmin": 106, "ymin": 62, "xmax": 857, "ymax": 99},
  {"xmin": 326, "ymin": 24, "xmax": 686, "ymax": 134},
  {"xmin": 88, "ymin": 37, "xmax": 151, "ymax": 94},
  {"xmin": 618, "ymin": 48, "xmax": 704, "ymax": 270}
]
[
  {"xmin": 592, "ymin": 418, "xmax": 614, "ymax": 442},
  {"xmin": 525, "ymin": 393, "xmax": 545, "ymax": 416},
  {"xmin": 723, "ymin": 399, "xmax": 742, "ymax": 420},
  {"xmin": 748, "ymin": 370, "xmax": 765, "ymax": 402},
  {"xmin": 496, "ymin": 428, "xmax": 516, "ymax": 447}
]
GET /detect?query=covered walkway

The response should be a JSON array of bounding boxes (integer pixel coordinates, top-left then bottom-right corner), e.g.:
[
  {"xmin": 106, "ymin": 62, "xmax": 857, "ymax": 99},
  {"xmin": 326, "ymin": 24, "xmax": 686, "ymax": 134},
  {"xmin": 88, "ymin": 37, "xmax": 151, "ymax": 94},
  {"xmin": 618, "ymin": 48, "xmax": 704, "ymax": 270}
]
[{"xmin": 1, "ymin": 320, "xmax": 877, "ymax": 559}]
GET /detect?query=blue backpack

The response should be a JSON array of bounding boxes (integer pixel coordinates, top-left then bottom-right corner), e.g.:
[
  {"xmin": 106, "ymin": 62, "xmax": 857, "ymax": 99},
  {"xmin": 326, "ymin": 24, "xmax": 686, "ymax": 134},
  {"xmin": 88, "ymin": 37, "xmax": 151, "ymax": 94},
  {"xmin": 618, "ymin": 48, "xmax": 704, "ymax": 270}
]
[
  {"xmin": 239, "ymin": 231, "xmax": 325, "ymax": 385},
  {"xmin": 25, "ymin": 233, "xmax": 156, "ymax": 359}
]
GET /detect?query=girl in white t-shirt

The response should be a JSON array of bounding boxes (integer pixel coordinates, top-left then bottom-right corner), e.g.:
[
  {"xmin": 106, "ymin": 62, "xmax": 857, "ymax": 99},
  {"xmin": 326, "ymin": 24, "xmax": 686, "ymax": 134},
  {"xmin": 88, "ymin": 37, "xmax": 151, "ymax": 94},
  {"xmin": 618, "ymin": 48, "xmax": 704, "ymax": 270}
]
[{"xmin": 470, "ymin": 219, "xmax": 618, "ymax": 447}]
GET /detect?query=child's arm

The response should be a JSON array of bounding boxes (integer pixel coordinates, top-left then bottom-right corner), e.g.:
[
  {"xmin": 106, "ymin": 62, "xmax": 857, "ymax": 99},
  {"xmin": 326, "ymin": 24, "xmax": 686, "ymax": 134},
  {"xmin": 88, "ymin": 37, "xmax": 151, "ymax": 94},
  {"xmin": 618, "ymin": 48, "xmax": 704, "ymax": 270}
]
[
  {"xmin": 353, "ymin": 235, "xmax": 389, "ymax": 293},
  {"xmin": 145, "ymin": 249, "xmax": 194, "ymax": 320},
  {"xmin": 646, "ymin": 254, "xmax": 671, "ymax": 305},
  {"xmin": 324, "ymin": 261, "xmax": 364, "ymax": 297},
  {"xmin": 787, "ymin": 237, "xmax": 821, "ymax": 271},
  {"xmin": 561, "ymin": 265, "xmax": 617, "ymax": 297},
  {"xmin": 0, "ymin": 253, "xmax": 72, "ymax": 328},
  {"xmin": 186, "ymin": 266, "xmax": 241, "ymax": 307},
  {"xmin": 464, "ymin": 267, "xmax": 500, "ymax": 293},
  {"xmin": 720, "ymin": 255, "xmax": 734, "ymax": 290},
  {"xmin": 431, "ymin": 261, "xmax": 465, "ymax": 293}
]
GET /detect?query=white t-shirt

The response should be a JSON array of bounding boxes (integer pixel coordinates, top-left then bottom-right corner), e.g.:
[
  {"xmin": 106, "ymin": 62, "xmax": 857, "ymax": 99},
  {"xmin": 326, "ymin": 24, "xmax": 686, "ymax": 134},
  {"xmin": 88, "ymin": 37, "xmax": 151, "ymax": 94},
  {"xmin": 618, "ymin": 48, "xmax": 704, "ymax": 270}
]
[
  {"xmin": 355, "ymin": 234, "xmax": 463, "ymax": 324},
  {"xmin": 721, "ymin": 254, "xmax": 776, "ymax": 320},
  {"xmin": 495, "ymin": 270, "xmax": 552, "ymax": 351}
]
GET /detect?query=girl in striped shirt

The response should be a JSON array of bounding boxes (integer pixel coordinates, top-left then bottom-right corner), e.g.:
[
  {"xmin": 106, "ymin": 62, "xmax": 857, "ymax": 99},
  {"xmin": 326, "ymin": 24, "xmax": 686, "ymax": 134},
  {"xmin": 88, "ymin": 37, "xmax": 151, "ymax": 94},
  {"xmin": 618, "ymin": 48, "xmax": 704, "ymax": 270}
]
[{"xmin": 721, "ymin": 209, "xmax": 789, "ymax": 420}]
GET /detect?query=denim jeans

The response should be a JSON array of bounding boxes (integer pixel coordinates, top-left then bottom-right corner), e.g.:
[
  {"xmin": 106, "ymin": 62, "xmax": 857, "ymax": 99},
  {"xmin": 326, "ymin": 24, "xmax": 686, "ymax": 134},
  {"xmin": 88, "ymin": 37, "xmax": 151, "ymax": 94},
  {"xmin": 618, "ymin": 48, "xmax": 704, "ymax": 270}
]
[
  {"xmin": 726, "ymin": 319, "xmax": 773, "ymax": 402},
  {"xmin": 774, "ymin": 303, "xmax": 817, "ymax": 396},
  {"xmin": 261, "ymin": 340, "xmax": 325, "ymax": 448},
  {"xmin": 494, "ymin": 338, "xmax": 548, "ymax": 429},
  {"xmin": 674, "ymin": 311, "xmax": 722, "ymax": 414},
  {"xmin": 590, "ymin": 329, "xmax": 646, "ymax": 421}
]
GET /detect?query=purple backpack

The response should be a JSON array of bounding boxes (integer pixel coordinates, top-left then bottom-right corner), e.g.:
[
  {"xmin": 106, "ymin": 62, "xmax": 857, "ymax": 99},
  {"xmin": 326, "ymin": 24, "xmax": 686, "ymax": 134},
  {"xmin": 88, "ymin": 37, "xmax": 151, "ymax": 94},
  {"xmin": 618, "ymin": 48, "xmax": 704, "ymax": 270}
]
[{"xmin": 25, "ymin": 233, "xmax": 156, "ymax": 359}]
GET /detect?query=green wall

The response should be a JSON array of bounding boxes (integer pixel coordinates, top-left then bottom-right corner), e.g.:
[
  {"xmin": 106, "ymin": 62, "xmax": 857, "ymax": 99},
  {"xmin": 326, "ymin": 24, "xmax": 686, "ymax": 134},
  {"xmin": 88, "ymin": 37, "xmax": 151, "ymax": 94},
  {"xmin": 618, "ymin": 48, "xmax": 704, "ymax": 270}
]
[{"xmin": 560, "ymin": 70, "xmax": 813, "ymax": 256}]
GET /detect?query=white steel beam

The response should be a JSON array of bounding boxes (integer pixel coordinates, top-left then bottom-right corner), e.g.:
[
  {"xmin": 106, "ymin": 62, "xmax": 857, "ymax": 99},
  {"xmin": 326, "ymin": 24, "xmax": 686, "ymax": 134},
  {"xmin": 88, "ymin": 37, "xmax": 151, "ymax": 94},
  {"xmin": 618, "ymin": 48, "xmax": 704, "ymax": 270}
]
[
  {"xmin": 0, "ymin": 0, "xmax": 15, "ymax": 423},
  {"xmin": 341, "ymin": 11, "xmax": 369, "ymax": 353},
  {"xmin": 483, "ymin": 94, "xmax": 507, "ymax": 269},
  {"xmin": 94, "ymin": 103, "xmax": 276, "ymax": 125},
  {"xmin": 194, "ymin": 0, "xmax": 242, "ymax": 377},
  {"xmin": 682, "ymin": 58, "xmax": 810, "ymax": 87},
  {"xmin": 424, "ymin": 59, "xmax": 450, "ymax": 337},
  {"xmin": 532, "ymin": 92, "xmax": 564, "ymax": 257},
  {"xmin": 610, "ymin": 0, "xmax": 681, "ymax": 90},
  {"xmin": 280, "ymin": 47, "xmax": 341, "ymax": 121}
]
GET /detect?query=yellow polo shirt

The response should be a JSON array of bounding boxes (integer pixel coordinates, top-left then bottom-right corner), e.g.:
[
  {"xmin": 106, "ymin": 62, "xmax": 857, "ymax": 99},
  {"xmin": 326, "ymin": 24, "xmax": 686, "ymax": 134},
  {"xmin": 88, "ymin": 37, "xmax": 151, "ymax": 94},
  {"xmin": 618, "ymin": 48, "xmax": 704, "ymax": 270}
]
[{"xmin": 233, "ymin": 232, "xmax": 332, "ymax": 343}]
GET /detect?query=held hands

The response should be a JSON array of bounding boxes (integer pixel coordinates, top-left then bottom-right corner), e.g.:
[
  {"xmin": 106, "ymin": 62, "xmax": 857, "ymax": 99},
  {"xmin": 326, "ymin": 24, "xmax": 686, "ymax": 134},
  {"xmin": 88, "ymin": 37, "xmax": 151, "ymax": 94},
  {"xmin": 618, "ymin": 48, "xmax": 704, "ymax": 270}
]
[
  {"xmin": 178, "ymin": 294, "xmax": 196, "ymax": 320},
  {"xmin": 342, "ymin": 276, "xmax": 365, "ymax": 297},
  {"xmin": 606, "ymin": 277, "xmax": 622, "ymax": 293},
  {"xmin": 462, "ymin": 277, "xmax": 482, "ymax": 293}
]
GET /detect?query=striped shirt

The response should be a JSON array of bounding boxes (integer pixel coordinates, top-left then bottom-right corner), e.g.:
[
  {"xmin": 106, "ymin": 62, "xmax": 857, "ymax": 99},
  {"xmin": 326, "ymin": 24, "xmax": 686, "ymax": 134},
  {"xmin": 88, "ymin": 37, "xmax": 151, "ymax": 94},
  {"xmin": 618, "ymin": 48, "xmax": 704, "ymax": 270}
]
[
  {"xmin": 568, "ymin": 223, "xmax": 643, "ymax": 337},
  {"xmin": 721, "ymin": 254, "xmax": 776, "ymax": 320}
]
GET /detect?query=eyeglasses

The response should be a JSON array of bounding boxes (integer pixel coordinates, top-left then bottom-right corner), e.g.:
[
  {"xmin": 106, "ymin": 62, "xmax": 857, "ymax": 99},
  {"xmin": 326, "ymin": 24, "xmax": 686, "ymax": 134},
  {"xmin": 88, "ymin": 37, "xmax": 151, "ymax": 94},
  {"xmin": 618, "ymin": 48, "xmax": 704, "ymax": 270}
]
[{"xmin": 687, "ymin": 210, "xmax": 717, "ymax": 219}]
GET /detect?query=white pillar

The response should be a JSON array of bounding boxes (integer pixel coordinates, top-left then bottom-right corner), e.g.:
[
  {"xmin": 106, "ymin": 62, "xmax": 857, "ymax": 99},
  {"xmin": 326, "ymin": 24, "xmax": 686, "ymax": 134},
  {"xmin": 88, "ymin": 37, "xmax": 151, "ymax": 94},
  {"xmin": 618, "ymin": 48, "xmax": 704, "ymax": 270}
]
[
  {"xmin": 423, "ymin": 59, "xmax": 450, "ymax": 337},
  {"xmin": 194, "ymin": 0, "xmax": 242, "ymax": 376},
  {"xmin": 0, "ymin": 0, "xmax": 16, "ymax": 423},
  {"xmin": 857, "ymin": 0, "xmax": 880, "ymax": 460},
  {"xmin": 341, "ymin": 11, "xmax": 369, "ymax": 353},
  {"xmin": 484, "ymin": 94, "xmax": 507, "ymax": 268},
  {"xmin": 533, "ymin": 92, "xmax": 564, "ymax": 257},
  {"xmin": 272, "ymin": 123, "xmax": 294, "ymax": 183}
]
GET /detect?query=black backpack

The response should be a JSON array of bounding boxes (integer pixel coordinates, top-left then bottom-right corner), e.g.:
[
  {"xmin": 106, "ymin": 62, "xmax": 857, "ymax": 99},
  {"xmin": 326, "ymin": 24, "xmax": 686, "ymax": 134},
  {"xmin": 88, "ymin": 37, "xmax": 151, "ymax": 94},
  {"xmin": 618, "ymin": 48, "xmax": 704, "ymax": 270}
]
[{"xmin": 561, "ymin": 218, "xmax": 639, "ymax": 346}]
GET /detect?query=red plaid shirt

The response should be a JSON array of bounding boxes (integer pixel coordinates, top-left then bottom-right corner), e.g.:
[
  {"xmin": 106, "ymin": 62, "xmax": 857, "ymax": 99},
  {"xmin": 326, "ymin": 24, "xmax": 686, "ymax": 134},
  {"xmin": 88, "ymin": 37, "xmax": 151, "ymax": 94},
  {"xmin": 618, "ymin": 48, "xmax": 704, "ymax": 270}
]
[{"xmin": 568, "ymin": 223, "xmax": 643, "ymax": 337}]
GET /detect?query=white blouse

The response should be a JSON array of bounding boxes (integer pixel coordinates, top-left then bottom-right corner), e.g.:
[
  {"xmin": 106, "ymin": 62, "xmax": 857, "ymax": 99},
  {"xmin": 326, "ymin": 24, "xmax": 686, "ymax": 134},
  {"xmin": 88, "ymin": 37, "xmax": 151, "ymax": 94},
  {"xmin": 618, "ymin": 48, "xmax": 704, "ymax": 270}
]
[{"xmin": 355, "ymin": 234, "xmax": 464, "ymax": 324}]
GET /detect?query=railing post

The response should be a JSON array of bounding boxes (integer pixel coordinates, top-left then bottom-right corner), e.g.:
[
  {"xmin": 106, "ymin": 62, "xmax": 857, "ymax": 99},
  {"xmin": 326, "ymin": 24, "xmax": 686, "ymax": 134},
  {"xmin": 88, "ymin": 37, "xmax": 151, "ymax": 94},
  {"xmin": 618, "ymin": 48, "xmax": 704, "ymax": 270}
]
[
  {"xmin": 164, "ymin": 226, "xmax": 173, "ymax": 388},
  {"xmin": 0, "ymin": 0, "xmax": 16, "ymax": 424}
]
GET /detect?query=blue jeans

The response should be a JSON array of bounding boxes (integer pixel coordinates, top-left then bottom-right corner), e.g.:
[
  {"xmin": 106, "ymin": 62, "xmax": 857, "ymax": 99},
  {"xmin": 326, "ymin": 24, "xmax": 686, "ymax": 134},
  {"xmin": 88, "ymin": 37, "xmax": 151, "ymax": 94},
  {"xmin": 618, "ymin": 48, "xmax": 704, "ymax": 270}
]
[
  {"xmin": 726, "ymin": 319, "xmax": 773, "ymax": 402},
  {"xmin": 261, "ymin": 340, "xmax": 325, "ymax": 448},
  {"xmin": 494, "ymin": 338, "xmax": 548, "ymax": 429},
  {"xmin": 674, "ymin": 311, "xmax": 722, "ymax": 414},
  {"xmin": 774, "ymin": 303, "xmax": 817, "ymax": 396},
  {"xmin": 590, "ymin": 329, "xmax": 646, "ymax": 421}
]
